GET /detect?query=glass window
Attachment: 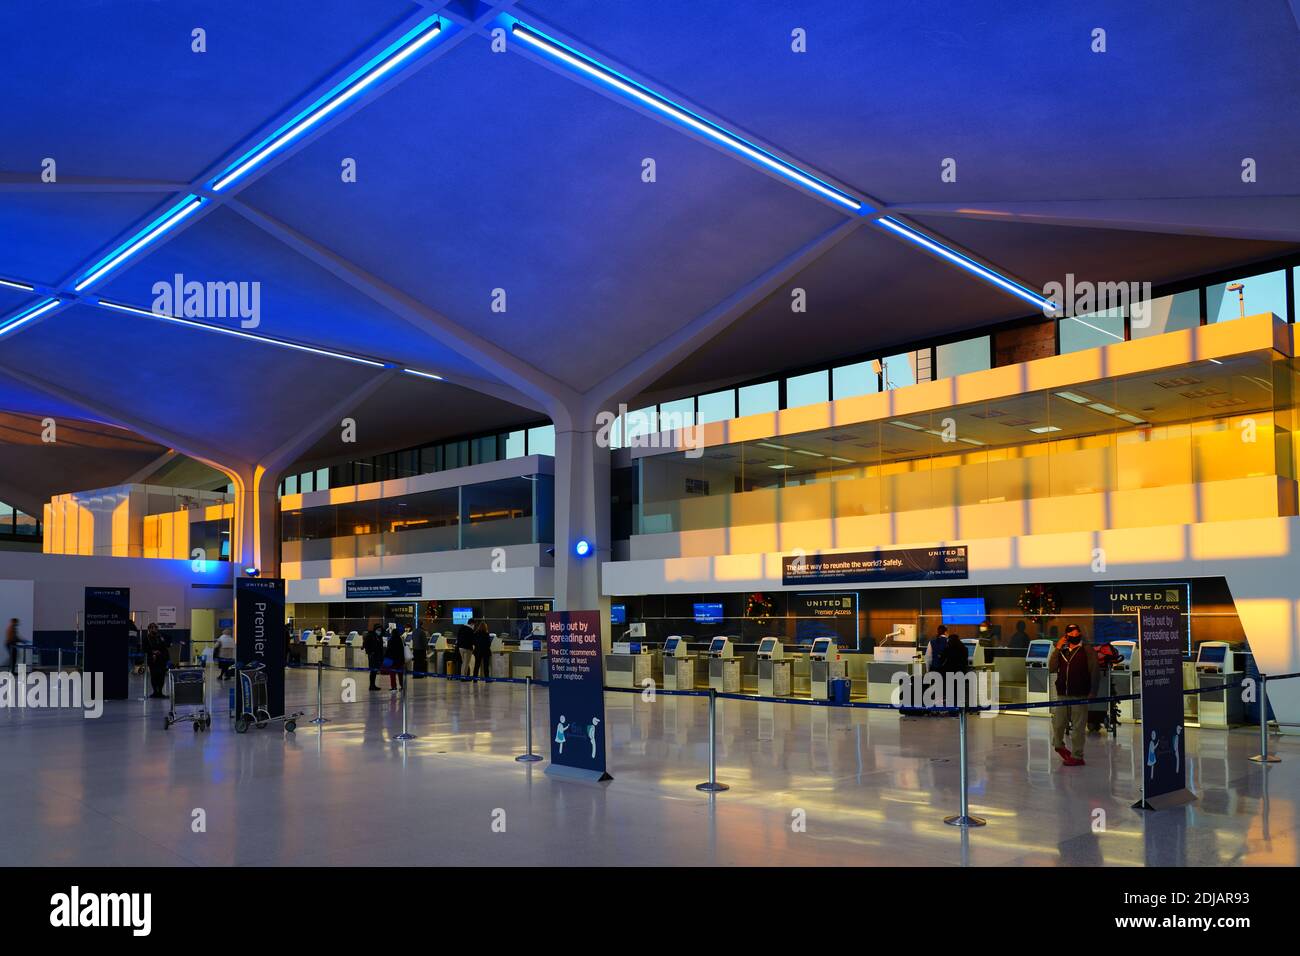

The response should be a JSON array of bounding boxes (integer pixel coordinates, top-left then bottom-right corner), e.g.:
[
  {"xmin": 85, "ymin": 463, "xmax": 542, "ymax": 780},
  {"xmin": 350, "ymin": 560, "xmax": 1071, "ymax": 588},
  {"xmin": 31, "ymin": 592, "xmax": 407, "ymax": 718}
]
[
  {"xmin": 697, "ymin": 389, "xmax": 735, "ymax": 424},
  {"xmin": 832, "ymin": 360, "xmax": 879, "ymax": 399},
  {"xmin": 1059, "ymin": 309, "xmax": 1124, "ymax": 354},
  {"xmin": 284, "ymin": 474, "xmax": 298, "ymax": 495},
  {"xmin": 738, "ymin": 381, "xmax": 779, "ymax": 417},
  {"xmin": 881, "ymin": 352, "xmax": 919, "ymax": 389},
  {"xmin": 461, "ymin": 477, "xmax": 535, "ymax": 549},
  {"xmin": 935, "ymin": 336, "xmax": 991, "ymax": 379},
  {"xmin": 315, "ymin": 468, "xmax": 328, "ymax": 491},
  {"xmin": 443, "ymin": 440, "xmax": 469, "ymax": 470},
  {"xmin": 505, "ymin": 430, "xmax": 526, "ymax": 458},
  {"xmin": 786, "ymin": 370, "xmax": 829, "ymax": 408},
  {"xmin": 1207, "ymin": 270, "xmax": 1288, "ymax": 323},
  {"xmin": 0, "ymin": 502, "xmax": 12, "ymax": 534},
  {"xmin": 1131, "ymin": 290, "xmax": 1201, "ymax": 339},
  {"xmin": 471, "ymin": 435, "xmax": 499, "ymax": 465},
  {"xmin": 527, "ymin": 425, "xmax": 555, "ymax": 456},
  {"xmin": 658, "ymin": 397, "xmax": 695, "ymax": 431}
]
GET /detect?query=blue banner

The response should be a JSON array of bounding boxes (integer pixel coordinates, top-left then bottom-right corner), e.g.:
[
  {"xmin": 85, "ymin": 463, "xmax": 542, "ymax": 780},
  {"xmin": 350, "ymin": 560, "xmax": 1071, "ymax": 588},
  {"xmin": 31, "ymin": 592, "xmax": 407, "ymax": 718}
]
[
  {"xmin": 344, "ymin": 576, "xmax": 423, "ymax": 600},
  {"xmin": 83, "ymin": 587, "xmax": 130, "ymax": 700},
  {"xmin": 545, "ymin": 610, "xmax": 612, "ymax": 782},
  {"xmin": 1135, "ymin": 606, "xmax": 1194, "ymax": 809},
  {"xmin": 236, "ymin": 577, "xmax": 286, "ymax": 719},
  {"xmin": 782, "ymin": 546, "xmax": 967, "ymax": 586}
]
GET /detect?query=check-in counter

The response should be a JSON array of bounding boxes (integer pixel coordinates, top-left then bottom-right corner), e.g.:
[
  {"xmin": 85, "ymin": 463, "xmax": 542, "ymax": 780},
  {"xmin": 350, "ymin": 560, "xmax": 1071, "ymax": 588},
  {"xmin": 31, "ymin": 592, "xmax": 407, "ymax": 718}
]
[
  {"xmin": 328, "ymin": 642, "xmax": 356, "ymax": 669},
  {"xmin": 606, "ymin": 649, "xmax": 662, "ymax": 689},
  {"xmin": 756, "ymin": 638, "xmax": 791, "ymax": 696},
  {"xmin": 306, "ymin": 638, "xmax": 328, "ymax": 665},
  {"xmin": 510, "ymin": 642, "xmax": 548, "ymax": 680},
  {"xmin": 867, "ymin": 647, "xmax": 920, "ymax": 703}
]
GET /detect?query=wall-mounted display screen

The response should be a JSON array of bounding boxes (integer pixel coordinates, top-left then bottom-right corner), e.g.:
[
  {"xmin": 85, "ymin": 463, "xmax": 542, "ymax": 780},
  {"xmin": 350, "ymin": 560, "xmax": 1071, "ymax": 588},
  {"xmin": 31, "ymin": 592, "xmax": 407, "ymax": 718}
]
[
  {"xmin": 452, "ymin": 607, "xmax": 473, "ymax": 626},
  {"xmin": 941, "ymin": 597, "xmax": 985, "ymax": 625},
  {"xmin": 610, "ymin": 604, "xmax": 626, "ymax": 625},
  {"xmin": 694, "ymin": 602, "xmax": 723, "ymax": 623}
]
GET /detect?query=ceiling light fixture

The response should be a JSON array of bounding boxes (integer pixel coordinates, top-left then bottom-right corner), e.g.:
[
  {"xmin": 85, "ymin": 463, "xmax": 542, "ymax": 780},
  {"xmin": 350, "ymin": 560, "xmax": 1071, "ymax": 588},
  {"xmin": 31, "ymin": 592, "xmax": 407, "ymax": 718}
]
[
  {"xmin": 209, "ymin": 17, "xmax": 446, "ymax": 192},
  {"xmin": 875, "ymin": 217, "xmax": 1059, "ymax": 312},
  {"xmin": 0, "ymin": 297, "xmax": 63, "ymax": 337},
  {"xmin": 1087, "ymin": 402, "xmax": 1117, "ymax": 414},
  {"xmin": 1028, "ymin": 425, "xmax": 1062, "ymax": 434},
  {"xmin": 1116, "ymin": 413, "xmax": 1147, "ymax": 425},
  {"xmin": 769, "ymin": 463, "xmax": 794, "ymax": 470},
  {"xmin": 96, "ymin": 299, "xmax": 389, "ymax": 368},
  {"xmin": 0, "ymin": 278, "xmax": 35, "ymax": 292},
  {"xmin": 73, "ymin": 195, "xmax": 207, "ymax": 292},
  {"xmin": 1054, "ymin": 391, "xmax": 1090, "ymax": 404},
  {"xmin": 507, "ymin": 20, "xmax": 863, "ymax": 212},
  {"xmin": 403, "ymin": 368, "xmax": 445, "ymax": 381},
  {"xmin": 888, "ymin": 419, "xmax": 924, "ymax": 431},
  {"xmin": 756, "ymin": 441, "xmax": 790, "ymax": 450},
  {"xmin": 793, "ymin": 449, "xmax": 823, "ymax": 457}
]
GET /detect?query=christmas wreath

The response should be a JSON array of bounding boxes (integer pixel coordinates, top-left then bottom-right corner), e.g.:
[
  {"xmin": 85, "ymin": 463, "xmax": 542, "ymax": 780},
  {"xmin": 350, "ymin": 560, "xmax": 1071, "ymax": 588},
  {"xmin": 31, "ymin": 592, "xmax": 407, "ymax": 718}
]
[
  {"xmin": 745, "ymin": 592, "xmax": 773, "ymax": 623},
  {"xmin": 1016, "ymin": 584, "xmax": 1060, "ymax": 623}
]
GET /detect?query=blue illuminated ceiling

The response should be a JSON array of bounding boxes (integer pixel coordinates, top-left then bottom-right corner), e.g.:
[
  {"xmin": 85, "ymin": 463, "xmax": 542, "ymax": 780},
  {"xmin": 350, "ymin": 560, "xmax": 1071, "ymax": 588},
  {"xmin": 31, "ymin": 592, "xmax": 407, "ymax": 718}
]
[{"xmin": 0, "ymin": 0, "xmax": 1297, "ymax": 483}]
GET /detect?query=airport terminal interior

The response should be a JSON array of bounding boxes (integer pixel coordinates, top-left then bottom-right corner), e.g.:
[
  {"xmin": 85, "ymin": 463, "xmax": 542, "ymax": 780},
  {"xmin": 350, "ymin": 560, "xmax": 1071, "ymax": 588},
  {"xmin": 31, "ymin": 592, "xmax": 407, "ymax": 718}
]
[{"xmin": 2, "ymin": 1, "xmax": 1299, "ymax": 876}]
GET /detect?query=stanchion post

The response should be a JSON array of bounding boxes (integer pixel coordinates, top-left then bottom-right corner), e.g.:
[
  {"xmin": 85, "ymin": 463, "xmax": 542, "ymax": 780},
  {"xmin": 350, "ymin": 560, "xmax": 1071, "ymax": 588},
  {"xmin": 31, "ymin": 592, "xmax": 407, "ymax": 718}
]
[
  {"xmin": 392, "ymin": 671, "xmax": 416, "ymax": 741},
  {"xmin": 696, "ymin": 688, "xmax": 730, "ymax": 793},
  {"xmin": 516, "ymin": 676, "xmax": 543, "ymax": 762},
  {"xmin": 310, "ymin": 658, "xmax": 329, "ymax": 725},
  {"xmin": 944, "ymin": 708, "xmax": 986, "ymax": 827},
  {"xmin": 1250, "ymin": 673, "xmax": 1281, "ymax": 764}
]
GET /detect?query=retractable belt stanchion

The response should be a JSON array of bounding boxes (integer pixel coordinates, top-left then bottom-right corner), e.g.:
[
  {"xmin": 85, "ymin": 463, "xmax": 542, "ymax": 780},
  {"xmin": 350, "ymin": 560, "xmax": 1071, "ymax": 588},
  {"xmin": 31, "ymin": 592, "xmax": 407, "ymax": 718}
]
[
  {"xmin": 1250, "ymin": 673, "xmax": 1281, "ymax": 764},
  {"xmin": 696, "ymin": 688, "xmax": 730, "ymax": 793},
  {"xmin": 516, "ymin": 676, "xmax": 543, "ymax": 763},
  {"xmin": 310, "ymin": 658, "xmax": 329, "ymax": 725},
  {"xmin": 392, "ymin": 670, "xmax": 416, "ymax": 741},
  {"xmin": 944, "ymin": 707, "xmax": 986, "ymax": 827}
]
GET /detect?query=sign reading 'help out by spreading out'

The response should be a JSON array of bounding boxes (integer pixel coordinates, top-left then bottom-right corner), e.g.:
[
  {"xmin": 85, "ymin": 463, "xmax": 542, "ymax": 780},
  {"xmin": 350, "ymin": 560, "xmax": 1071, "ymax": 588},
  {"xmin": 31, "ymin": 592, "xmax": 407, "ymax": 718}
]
[{"xmin": 545, "ymin": 610, "xmax": 612, "ymax": 782}]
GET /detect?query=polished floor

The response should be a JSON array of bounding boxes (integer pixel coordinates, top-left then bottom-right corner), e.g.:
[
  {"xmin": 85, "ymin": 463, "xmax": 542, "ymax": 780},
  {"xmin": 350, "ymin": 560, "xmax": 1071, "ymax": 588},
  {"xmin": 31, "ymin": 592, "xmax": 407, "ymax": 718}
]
[{"xmin": 0, "ymin": 668, "xmax": 1295, "ymax": 866}]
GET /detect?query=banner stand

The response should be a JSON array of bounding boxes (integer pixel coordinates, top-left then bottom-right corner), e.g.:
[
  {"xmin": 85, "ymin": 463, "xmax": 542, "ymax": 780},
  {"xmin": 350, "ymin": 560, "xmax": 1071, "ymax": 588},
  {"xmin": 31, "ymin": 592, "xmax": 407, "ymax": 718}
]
[
  {"xmin": 544, "ymin": 610, "xmax": 613, "ymax": 784},
  {"xmin": 1131, "ymin": 605, "xmax": 1197, "ymax": 811}
]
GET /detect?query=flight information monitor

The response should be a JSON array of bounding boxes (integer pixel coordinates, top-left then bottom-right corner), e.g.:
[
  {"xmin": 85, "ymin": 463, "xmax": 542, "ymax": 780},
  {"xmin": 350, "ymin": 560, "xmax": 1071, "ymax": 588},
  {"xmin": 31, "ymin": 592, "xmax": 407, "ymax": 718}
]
[
  {"xmin": 610, "ymin": 604, "xmax": 626, "ymax": 625},
  {"xmin": 452, "ymin": 607, "xmax": 473, "ymax": 626},
  {"xmin": 694, "ymin": 602, "xmax": 723, "ymax": 623},
  {"xmin": 941, "ymin": 597, "xmax": 986, "ymax": 625}
]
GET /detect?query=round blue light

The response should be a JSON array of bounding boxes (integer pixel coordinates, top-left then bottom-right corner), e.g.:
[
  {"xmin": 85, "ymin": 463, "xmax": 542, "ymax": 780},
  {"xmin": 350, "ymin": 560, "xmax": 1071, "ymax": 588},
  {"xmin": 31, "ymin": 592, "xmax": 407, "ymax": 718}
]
[{"xmin": 574, "ymin": 538, "xmax": 592, "ymax": 558}]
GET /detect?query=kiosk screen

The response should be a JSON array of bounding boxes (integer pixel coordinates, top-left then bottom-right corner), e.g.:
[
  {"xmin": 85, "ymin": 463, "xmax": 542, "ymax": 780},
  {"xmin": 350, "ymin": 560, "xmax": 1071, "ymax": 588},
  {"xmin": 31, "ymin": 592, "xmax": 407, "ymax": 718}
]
[
  {"xmin": 1198, "ymin": 645, "xmax": 1226, "ymax": 665},
  {"xmin": 708, "ymin": 638, "xmax": 727, "ymax": 655},
  {"xmin": 1027, "ymin": 643, "xmax": 1050, "ymax": 660}
]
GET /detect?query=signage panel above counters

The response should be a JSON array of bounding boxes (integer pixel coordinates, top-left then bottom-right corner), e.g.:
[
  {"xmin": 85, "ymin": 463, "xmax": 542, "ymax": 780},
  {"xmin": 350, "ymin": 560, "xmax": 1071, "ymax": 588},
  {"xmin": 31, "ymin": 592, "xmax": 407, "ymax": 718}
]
[
  {"xmin": 345, "ymin": 576, "xmax": 423, "ymax": 600},
  {"xmin": 783, "ymin": 546, "xmax": 968, "ymax": 586}
]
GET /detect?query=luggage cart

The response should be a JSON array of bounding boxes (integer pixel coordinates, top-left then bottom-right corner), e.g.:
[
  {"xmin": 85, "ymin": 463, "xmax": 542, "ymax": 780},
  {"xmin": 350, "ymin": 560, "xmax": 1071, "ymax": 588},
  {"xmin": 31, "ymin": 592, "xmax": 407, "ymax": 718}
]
[
  {"xmin": 165, "ymin": 665, "xmax": 211, "ymax": 732},
  {"xmin": 234, "ymin": 662, "xmax": 302, "ymax": 734}
]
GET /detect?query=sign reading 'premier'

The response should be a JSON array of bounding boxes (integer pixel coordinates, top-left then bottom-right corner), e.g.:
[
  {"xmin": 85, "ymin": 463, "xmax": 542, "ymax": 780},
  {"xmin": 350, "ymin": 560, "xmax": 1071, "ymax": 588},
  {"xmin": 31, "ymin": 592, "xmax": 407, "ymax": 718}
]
[{"xmin": 782, "ymin": 546, "xmax": 968, "ymax": 586}]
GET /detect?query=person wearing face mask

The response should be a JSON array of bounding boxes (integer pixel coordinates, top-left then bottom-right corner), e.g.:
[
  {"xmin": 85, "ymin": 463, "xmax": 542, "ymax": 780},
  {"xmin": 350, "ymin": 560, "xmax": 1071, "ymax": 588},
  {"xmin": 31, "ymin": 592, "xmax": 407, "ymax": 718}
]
[{"xmin": 1048, "ymin": 624, "xmax": 1098, "ymax": 766}]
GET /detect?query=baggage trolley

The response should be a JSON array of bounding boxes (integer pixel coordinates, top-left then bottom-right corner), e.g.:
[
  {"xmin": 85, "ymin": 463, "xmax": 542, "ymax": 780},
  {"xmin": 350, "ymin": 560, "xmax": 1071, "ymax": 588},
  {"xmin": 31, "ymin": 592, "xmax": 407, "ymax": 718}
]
[
  {"xmin": 165, "ymin": 665, "xmax": 211, "ymax": 732},
  {"xmin": 235, "ymin": 662, "xmax": 302, "ymax": 734}
]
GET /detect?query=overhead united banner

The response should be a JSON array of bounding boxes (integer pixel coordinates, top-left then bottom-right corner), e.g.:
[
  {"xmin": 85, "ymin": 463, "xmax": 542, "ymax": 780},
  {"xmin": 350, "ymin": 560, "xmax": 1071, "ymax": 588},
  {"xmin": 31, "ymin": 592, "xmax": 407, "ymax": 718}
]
[{"xmin": 782, "ymin": 546, "xmax": 968, "ymax": 586}]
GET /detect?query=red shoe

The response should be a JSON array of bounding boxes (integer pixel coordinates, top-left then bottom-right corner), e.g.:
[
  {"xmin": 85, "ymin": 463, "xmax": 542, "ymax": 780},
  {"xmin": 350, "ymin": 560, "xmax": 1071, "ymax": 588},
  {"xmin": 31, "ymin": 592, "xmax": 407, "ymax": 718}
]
[
  {"xmin": 1063, "ymin": 756, "xmax": 1086, "ymax": 767},
  {"xmin": 1054, "ymin": 746, "xmax": 1072, "ymax": 761}
]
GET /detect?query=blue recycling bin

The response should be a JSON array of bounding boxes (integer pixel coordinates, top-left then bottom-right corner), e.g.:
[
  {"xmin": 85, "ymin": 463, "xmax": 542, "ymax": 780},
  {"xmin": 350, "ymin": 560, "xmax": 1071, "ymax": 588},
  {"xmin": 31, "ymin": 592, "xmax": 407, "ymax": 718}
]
[{"xmin": 831, "ymin": 677, "xmax": 851, "ymax": 704}]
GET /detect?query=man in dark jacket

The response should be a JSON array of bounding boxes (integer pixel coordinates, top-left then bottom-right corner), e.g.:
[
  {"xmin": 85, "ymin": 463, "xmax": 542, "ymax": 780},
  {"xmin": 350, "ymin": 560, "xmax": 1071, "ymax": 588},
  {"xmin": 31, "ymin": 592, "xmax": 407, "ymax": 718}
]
[
  {"xmin": 363, "ymin": 626, "xmax": 383, "ymax": 690},
  {"xmin": 144, "ymin": 623, "xmax": 170, "ymax": 698},
  {"xmin": 471, "ymin": 621, "xmax": 492, "ymax": 681},
  {"xmin": 384, "ymin": 628, "xmax": 405, "ymax": 692},
  {"xmin": 1048, "ymin": 624, "xmax": 1098, "ymax": 766}
]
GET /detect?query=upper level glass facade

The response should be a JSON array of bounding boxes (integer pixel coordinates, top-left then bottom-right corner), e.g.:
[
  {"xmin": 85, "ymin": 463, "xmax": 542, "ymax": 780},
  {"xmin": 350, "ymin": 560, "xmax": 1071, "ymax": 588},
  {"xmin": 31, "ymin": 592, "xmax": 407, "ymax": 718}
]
[
  {"xmin": 634, "ymin": 324, "xmax": 1296, "ymax": 538},
  {"xmin": 282, "ymin": 471, "xmax": 554, "ymax": 564}
]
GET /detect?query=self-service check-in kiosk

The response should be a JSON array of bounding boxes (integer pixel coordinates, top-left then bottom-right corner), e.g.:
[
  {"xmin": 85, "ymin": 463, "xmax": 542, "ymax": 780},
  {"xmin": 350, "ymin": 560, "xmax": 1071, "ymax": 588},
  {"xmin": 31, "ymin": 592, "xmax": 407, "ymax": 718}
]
[
  {"xmin": 1195, "ymin": 642, "xmax": 1244, "ymax": 728},
  {"xmin": 961, "ymin": 638, "xmax": 987, "ymax": 668},
  {"xmin": 662, "ymin": 635, "xmax": 696, "ymax": 690},
  {"xmin": 707, "ymin": 636, "xmax": 741, "ymax": 693},
  {"xmin": 434, "ymin": 632, "xmax": 457, "ymax": 675},
  {"xmin": 809, "ymin": 637, "xmax": 845, "ymax": 701},
  {"xmin": 1025, "ymin": 639, "xmax": 1054, "ymax": 716},
  {"xmin": 306, "ymin": 630, "xmax": 327, "ymax": 665},
  {"xmin": 757, "ymin": 638, "xmax": 791, "ymax": 696},
  {"xmin": 328, "ymin": 632, "xmax": 354, "ymax": 669},
  {"xmin": 606, "ymin": 627, "xmax": 661, "ymax": 689}
]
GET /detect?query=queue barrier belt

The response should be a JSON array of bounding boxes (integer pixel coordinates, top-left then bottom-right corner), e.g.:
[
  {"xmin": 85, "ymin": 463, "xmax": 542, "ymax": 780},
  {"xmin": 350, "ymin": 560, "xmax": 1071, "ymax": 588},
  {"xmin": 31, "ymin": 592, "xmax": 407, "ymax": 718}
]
[{"xmin": 283, "ymin": 658, "xmax": 1278, "ymax": 714}]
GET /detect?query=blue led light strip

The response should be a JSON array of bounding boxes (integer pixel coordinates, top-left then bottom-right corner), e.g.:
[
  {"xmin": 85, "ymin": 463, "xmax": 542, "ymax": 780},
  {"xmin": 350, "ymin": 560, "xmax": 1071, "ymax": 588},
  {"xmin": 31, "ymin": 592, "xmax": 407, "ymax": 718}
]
[
  {"xmin": 508, "ymin": 21, "xmax": 864, "ymax": 213},
  {"xmin": 0, "ymin": 278, "xmax": 36, "ymax": 292},
  {"xmin": 875, "ymin": 217, "xmax": 1058, "ymax": 313},
  {"xmin": 73, "ymin": 195, "xmax": 207, "ymax": 292},
  {"xmin": 0, "ymin": 297, "xmax": 63, "ymax": 337},
  {"xmin": 209, "ymin": 16, "xmax": 445, "ymax": 192}
]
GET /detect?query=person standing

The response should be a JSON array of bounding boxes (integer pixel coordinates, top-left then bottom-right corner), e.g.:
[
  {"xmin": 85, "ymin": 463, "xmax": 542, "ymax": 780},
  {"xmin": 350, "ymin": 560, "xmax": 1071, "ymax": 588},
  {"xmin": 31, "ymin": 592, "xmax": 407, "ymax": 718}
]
[
  {"xmin": 363, "ymin": 625, "xmax": 383, "ymax": 690},
  {"xmin": 411, "ymin": 624, "xmax": 429, "ymax": 679},
  {"xmin": 471, "ymin": 620, "xmax": 492, "ymax": 681},
  {"xmin": 384, "ymin": 627, "xmax": 405, "ymax": 694},
  {"xmin": 940, "ymin": 632, "xmax": 970, "ymax": 715},
  {"xmin": 5, "ymin": 618, "xmax": 19, "ymax": 677},
  {"xmin": 144, "ymin": 623, "xmax": 170, "ymax": 698},
  {"xmin": 1048, "ymin": 624, "xmax": 1098, "ymax": 766},
  {"xmin": 455, "ymin": 618, "xmax": 476, "ymax": 680},
  {"xmin": 212, "ymin": 628, "xmax": 236, "ymax": 680}
]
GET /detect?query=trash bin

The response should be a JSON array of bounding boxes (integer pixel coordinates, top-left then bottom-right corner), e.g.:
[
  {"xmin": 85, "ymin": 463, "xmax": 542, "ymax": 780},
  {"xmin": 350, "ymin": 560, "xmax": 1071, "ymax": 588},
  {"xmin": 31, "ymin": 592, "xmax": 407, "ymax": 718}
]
[{"xmin": 831, "ymin": 677, "xmax": 851, "ymax": 705}]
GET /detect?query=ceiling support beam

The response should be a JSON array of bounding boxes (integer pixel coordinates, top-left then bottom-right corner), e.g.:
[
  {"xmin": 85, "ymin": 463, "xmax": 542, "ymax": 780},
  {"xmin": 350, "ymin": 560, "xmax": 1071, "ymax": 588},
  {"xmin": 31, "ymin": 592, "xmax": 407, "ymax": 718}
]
[
  {"xmin": 882, "ymin": 196, "xmax": 1300, "ymax": 244},
  {"xmin": 0, "ymin": 174, "xmax": 190, "ymax": 194},
  {"xmin": 224, "ymin": 198, "xmax": 577, "ymax": 422}
]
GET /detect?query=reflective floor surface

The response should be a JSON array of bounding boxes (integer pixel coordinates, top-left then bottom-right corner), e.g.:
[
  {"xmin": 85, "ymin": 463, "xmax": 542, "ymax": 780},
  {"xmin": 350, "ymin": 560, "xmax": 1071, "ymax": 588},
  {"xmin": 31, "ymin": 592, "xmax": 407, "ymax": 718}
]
[{"xmin": 0, "ymin": 669, "xmax": 1295, "ymax": 866}]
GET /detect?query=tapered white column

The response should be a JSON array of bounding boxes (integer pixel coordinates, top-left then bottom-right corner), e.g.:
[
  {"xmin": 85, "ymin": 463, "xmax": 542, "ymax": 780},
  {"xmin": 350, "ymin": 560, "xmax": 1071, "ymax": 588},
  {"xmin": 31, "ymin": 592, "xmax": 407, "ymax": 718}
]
[{"xmin": 551, "ymin": 424, "xmax": 612, "ymax": 651}]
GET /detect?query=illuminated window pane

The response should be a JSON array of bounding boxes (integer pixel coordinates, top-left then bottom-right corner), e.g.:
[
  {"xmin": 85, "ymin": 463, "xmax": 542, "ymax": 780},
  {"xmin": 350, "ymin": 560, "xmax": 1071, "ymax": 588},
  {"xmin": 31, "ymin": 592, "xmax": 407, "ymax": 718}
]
[
  {"xmin": 786, "ymin": 370, "xmax": 829, "ymax": 408},
  {"xmin": 832, "ymin": 360, "xmax": 879, "ymax": 399},
  {"xmin": 1131, "ymin": 290, "xmax": 1200, "ymax": 339},
  {"xmin": 697, "ymin": 389, "xmax": 735, "ymax": 424},
  {"xmin": 1208, "ymin": 270, "xmax": 1287, "ymax": 323},
  {"xmin": 526, "ymin": 425, "xmax": 555, "ymax": 457},
  {"xmin": 1059, "ymin": 309, "xmax": 1124, "ymax": 354},
  {"xmin": 935, "ymin": 336, "xmax": 990, "ymax": 378},
  {"xmin": 738, "ymin": 381, "xmax": 778, "ymax": 417}
]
